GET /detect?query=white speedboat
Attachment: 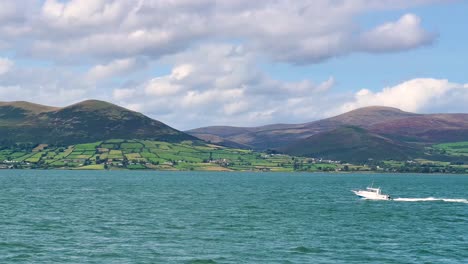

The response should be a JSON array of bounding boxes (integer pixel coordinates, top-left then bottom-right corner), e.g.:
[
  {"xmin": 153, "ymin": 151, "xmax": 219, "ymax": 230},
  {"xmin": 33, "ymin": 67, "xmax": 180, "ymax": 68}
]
[{"xmin": 352, "ymin": 185, "xmax": 391, "ymax": 200}]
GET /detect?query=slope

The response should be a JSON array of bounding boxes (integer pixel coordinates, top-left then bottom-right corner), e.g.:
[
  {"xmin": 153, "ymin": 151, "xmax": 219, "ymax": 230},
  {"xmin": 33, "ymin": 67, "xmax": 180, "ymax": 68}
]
[
  {"xmin": 369, "ymin": 114, "xmax": 468, "ymax": 143},
  {"xmin": 187, "ymin": 106, "xmax": 419, "ymax": 150},
  {"xmin": 282, "ymin": 126, "xmax": 421, "ymax": 162},
  {"xmin": 0, "ymin": 99, "xmax": 194, "ymax": 145}
]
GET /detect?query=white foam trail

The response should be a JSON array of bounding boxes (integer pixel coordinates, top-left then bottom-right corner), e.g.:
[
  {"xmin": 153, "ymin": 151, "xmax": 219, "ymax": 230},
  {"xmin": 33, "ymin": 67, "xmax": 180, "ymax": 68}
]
[{"xmin": 394, "ymin": 197, "xmax": 468, "ymax": 204}]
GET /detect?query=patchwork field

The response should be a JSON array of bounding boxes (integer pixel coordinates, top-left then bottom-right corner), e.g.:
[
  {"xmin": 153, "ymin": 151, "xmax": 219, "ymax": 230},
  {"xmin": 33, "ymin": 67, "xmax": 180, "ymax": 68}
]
[
  {"xmin": 0, "ymin": 139, "xmax": 339, "ymax": 172},
  {"xmin": 1, "ymin": 140, "xmax": 467, "ymax": 173}
]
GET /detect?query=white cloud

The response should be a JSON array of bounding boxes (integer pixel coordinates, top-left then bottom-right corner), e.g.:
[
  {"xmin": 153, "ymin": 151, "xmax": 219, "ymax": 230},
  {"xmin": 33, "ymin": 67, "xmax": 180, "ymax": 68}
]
[
  {"xmin": 41, "ymin": 0, "xmax": 129, "ymax": 29},
  {"xmin": 223, "ymin": 101, "xmax": 250, "ymax": 115},
  {"xmin": 143, "ymin": 64, "xmax": 194, "ymax": 96},
  {"xmin": 0, "ymin": 0, "xmax": 441, "ymax": 64},
  {"xmin": 111, "ymin": 44, "xmax": 338, "ymax": 129},
  {"xmin": 145, "ymin": 78, "xmax": 182, "ymax": 96},
  {"xmin": 87, "ymin": 57, "xmax": 143, "ymax": 82},
  {"xmin": 0, "ymin": 58, "xmax": 13, "ymax": 75},
  {"xmin": 0, "ymin": 83, "xmax": 88, "ymax": 106},
  {"xmin": 106, "ymin": 45, "xmax": 468, "ymax": 130},
  {"xmin": 171, "ymin": 64, "xmax": 193, "ymax": 80},
  {"xmin": 358, "ymin": 14, "xmax": 435, "ymax": 52},
  {"xmin": 0, "ymin": 65, "xmax": 94, "ymax": 106},
  {"xmin": 123, "ymin": 103, "xmax": 143, "ymax": 112},
  {"xmin": 340, "ymin": 78, "xmax": 468, "ymax": 113},
  {"xmin": 112, "ymin": 88, "xmax": 136, "ymax": 100}
]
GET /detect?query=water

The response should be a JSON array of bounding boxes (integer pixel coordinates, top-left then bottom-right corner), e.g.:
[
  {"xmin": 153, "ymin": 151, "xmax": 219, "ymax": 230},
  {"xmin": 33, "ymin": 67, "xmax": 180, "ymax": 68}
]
[{"xmin": 0, "ymin": 171, "xmax": 467, "ymax": 263}]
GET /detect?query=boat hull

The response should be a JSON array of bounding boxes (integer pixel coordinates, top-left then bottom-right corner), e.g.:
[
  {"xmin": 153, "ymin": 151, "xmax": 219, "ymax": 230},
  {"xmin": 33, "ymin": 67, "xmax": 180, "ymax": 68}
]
[{"xmin": 352, "ymin": 190, "xmax": 391, "ymax": 200}]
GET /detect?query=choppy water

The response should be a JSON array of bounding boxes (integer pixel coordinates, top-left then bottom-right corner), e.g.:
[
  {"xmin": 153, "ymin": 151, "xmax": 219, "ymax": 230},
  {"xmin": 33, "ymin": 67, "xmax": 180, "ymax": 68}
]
[{"xmin": 0, "ymin": 171, "xmax": 467, "ymax": 263}]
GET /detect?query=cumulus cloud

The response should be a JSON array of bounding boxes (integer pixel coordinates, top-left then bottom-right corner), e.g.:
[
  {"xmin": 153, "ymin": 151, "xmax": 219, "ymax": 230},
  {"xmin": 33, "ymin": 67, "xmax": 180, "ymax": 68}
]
[
  {"xmin": 0, "ymin": 65, "xmax": 95, "ymax": 106},
  {"xmin": 340, "ymin": 78, "xmax": 468, "ymax": 113},
  {"xmin": 0, "ymin": 0, "xmax": 440, "ymax": 64},
  {"xmin": 143, "ymin": 64, "xmax": 193, "ymax": 96},
  {"xmin": 111, "ymin": 44, "xmax": 338, "ymax": 128},
  {"xmin": 86, "ymin": 57, "xmax": 144, "ymax": 82},
  {"xmin": 358, "ymin": 14, "xmax": 436, "ymax": 52},
  {"xmin": 41, "ymin": 0, "xmax": 126, "ymax": 27}
]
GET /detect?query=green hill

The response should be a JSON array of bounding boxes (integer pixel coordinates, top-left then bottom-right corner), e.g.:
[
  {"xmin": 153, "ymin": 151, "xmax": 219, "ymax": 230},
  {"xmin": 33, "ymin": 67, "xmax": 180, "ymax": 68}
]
[
  {"xmin": 0, "ymin": 100, "xmax": 193, "ymax": 146},
  {"xmin": 282, "ymin": 126, "xmax": 421, "ymax": 162}
]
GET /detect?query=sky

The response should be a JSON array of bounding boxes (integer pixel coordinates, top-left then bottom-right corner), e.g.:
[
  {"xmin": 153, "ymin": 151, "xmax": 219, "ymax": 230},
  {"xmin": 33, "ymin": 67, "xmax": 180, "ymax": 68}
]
[{"xmin": 0, "ymin": 0, "xmax": 467, "ymax": 130}]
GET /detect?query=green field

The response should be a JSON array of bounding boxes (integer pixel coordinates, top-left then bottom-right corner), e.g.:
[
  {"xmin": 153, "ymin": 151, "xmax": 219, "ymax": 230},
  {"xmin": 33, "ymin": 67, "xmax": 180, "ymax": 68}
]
[
  {"xmin": 433, "ymin": 141, "xmax": 468, "ymax": 156},
  {"xmin": 1, "ymin": 139, "xmax": 467, "ymax": 173},
  {"xmin": 0, "ymin": 140, "xmax": 341, "ymax": 172}
]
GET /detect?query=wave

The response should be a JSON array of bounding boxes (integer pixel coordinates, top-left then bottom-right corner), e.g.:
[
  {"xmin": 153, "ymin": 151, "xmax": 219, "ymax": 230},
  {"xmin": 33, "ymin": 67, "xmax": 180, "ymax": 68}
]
[{"xmin": 394, "ymin": 197, "xmax": 468, "ymax": 204}]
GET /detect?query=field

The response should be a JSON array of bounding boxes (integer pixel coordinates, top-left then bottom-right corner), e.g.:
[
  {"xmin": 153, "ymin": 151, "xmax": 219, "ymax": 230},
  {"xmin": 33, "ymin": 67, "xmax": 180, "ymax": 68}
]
[
  {"xmin": 376, "ymin": 141, "xmax": 468, "ymax": 173},
  {"xmin": 433, "ymin": 141, "xmax": 468, "ymax": 157},
  {"xmin": 1, "ymin": 140, "xmax": 467, "ymax": 173},
  {"xmin": 0, "ymin": 139, "xmax": 339, "ymax": 172}
]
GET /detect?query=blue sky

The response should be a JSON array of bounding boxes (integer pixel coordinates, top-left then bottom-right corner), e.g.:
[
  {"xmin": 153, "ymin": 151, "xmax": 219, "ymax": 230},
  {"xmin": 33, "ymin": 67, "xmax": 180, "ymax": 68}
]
[{"xmin": 0, "ymin": 0, "xmax": 467, "ymax": 129}]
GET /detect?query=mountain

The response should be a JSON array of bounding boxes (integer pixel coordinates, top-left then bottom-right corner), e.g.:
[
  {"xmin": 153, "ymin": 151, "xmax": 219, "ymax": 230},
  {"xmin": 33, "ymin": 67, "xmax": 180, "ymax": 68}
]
[
  {"xmin": 0, "ymin": 100, "xmax": 194, "ymax": 145},
  {"xmin": 187, "ymin": 106, "xmax": 420, "ymax": 150},
  {"xmin": 187, "ymin": 106, "xmax": 468, "ymax": 162},
  {"xmin": 282, "ymin": 126, "xmax": 421, "ymax": 162}
]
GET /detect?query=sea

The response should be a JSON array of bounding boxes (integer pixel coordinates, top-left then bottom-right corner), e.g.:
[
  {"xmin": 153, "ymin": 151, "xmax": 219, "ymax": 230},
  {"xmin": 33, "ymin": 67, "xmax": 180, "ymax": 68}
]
[{"xmin": 0, "ymin": 170, "xmax": 467, "ymax": 263}]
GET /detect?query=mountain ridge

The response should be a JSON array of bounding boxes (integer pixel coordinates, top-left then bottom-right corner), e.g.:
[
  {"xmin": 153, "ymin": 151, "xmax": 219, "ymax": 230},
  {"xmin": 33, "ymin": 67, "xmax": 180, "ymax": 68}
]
[
  {"xmin": 186, "ymin": 106, "xmax": 424, "ymax": 150},
  {"xmin": 0, "ymin": 99, "xmax": 194, "ymax": 145},
  {"xmin": 2, "ymin": 100, "xmax": 468, "ymax": 162},
  {"xmin": 0, "ymin": 101, "xmax": 59, "ymax": 114},
  {"xmin": 187, "ymin": 106, "xmax": 468, "ymax": 161}
]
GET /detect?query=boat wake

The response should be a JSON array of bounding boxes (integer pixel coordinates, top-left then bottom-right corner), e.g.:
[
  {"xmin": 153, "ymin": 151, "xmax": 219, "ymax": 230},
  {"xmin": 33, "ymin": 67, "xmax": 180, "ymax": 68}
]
[{"xmin": 394, "ymin": 197, "xmax": 468, "ymax": 204}]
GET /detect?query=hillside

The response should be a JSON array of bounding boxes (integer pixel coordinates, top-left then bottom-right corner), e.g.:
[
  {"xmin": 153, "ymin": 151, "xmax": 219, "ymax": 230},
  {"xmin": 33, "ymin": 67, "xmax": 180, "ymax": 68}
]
[
  {"xmin": 282, "ymin": 126, "xmax": 421, "ymax": 162},
  {"xmin": 189, "ymin": 133, "xmax": 251, "ymax": 149},
  {"xmin": 369, "ymin": 114, "xmax": 468, "ymax": 143},
  {"xmin": 0, "ymin": 101, "xmax": 58, "ymax": 120},
  {"xmin": 187, "ymin": 106, "xmax": 468, "ymax": 162},
  {"xmin": 0, "ymin": 100, "xmax": 194, "ymax": 145},
  {"xmin": 187, "ymin": 106, "xmax": 422, "ymax": 150}
]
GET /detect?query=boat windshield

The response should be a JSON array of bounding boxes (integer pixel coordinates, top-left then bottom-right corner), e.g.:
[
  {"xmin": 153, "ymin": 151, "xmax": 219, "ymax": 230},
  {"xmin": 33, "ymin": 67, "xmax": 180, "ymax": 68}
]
[{"xmin": 366, "ymin": 187, "xmax": 380, "ymax": 193}]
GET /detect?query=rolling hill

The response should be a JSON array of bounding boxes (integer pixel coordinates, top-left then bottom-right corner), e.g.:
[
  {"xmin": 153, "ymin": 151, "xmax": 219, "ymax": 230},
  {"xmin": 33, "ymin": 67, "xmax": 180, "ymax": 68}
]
[
  {"xmin": 187, "ymin": 106, "xmax": 468, "ymax": 162},
  {"xmin": 187, "ymin": 106, "xmax": 422, "ymax": 150},
  {"xmin": 0, "ymin": 100, "xmax": 194, "ymax": 145}
]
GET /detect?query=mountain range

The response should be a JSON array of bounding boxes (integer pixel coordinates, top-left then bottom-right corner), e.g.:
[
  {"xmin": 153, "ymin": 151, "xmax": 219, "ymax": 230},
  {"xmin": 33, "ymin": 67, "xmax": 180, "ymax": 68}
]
[
  {"xmin": 187, "ymin": 106, "xmax": 468, "ymax": 162},
  {"xmin": 1, "ymin": 100, "xmax": 468, "ymax": 163}
]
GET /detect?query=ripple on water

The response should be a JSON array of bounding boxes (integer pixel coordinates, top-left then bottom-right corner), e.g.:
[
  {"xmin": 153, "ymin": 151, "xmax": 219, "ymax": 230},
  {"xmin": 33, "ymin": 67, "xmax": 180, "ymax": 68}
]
[
  {"xmin": 187, "ymin": 259, "xmax": 217, "ymax": 264},
  {"xmin": 291, "ymin": 246, "xmax": 326, "ymax": 254}
]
